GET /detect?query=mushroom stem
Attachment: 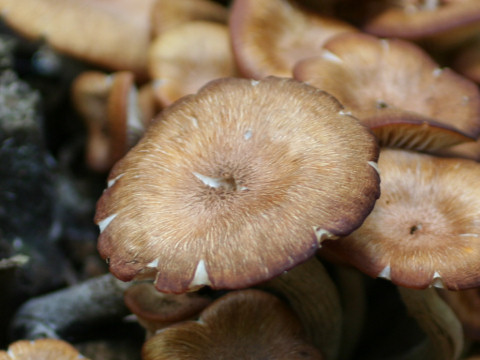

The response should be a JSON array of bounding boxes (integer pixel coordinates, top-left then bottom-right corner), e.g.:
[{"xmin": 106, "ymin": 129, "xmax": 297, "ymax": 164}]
[
  {"xmin": 11, "ymin": 273, "xmax": 132, "ymax": 340},
  {"xmin": 393, "ymin": 286, "xmax": 464, "ymax": 360},
  {"xmin": 334, "ymin": 265, "xmax": 367, "ymax": 360},
  {"xmin": 259, "ymin": 256, "xmax": 342, "ymax": 360}
]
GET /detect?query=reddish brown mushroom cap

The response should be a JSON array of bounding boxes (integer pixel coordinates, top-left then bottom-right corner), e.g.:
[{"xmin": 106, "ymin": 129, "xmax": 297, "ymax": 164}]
[
  {"xmin": 0, "ymin": 0, "xmax": 154, "ymax": 76},
  {"xmin": 362, "ymin": 0, "xmax": 480, "ymax": 40},
  {"xmin": 142, "ymin": 289, "xmax": 323, "ymax": 359},
  {"xmin": 323, "ymin": 148, "xmax": 480, "ymax": 290},
  {"xmin": 95, "ymin": 76, "xmax": 380, "ymax": 293},
  {"xmin": 0, "ymin": 338, "xmax": 89, "ymax": 360},
  {"xmin": 294, "ymin": 32, "xmax": 480, "ymax": 140},
  {"xmin": 229, "ymin": 0, "xmax": 356, "ymax": 79},
  {"xmin": 124, "ymin": 283, "xmax": 212, "ymax": 336},
  {"xmin": 453, "ymin": 37, "xmax": 480, "ymax": 84}
]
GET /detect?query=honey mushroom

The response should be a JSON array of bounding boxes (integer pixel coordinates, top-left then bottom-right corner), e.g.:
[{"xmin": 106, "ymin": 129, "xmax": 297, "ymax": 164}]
[{"xmin": 95, "ymin": 76, "xmax": 380, "ymax": 294}]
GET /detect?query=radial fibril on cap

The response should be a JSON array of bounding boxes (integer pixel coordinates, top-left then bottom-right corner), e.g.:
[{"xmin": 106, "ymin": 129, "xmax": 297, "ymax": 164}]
[
  {"xmin": 142, "ymin": 289, "xmax": 324, "ymax": 359},
  {"xmin": 149, "ymin": 21, "xmax": 237, "ymax": 107},
  {"xmin": 229, "ymin": 0, "xmax": 356, "ymax": 79},
  {"xmin": 294, "ymin": 32, "xmax": 480, "ymax": 141},
  {"xmin": 323, "ymin": 148, "xmax": 480, "ymax": 290},
  {"xmin": 95, "ymin": 76, "xmax": 380, "ymax": 294}
]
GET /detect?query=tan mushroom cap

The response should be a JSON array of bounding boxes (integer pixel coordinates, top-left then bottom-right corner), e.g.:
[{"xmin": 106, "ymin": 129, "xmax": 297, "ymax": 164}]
[
  {"xmin": 150, "ymin": 0, "xmax": 228, "ymax": 37},
  {"xmin": 95, "ymin": 76, "xmax": 380, "ymax": 293},
  {"xmin": 294, "ymin": 32, "xmax": 480, "ymax": 140},
  {"xmin": 229, "ymin": 0, "xmax": 356, "ymax": 79},
  {"xmin": 0, "ymin": 0, "xmax": 154, "ymax": 75},
  {"xmin": 323, "ymin": 148, "xmax": 480, "ymax": 290},
  {"xmin": 142, "ymin": 289, "xmax": 324, "ymax": 359},
  {"xmin": 362, "ymin": 0, "xmax": 480, "ymax": 40},
  {"xmin": 149, "ymin": 21, "xmax": 237, "ymax": 107},
  {"xmin": 0, "ymin": 338, "xmax": 89, "ymax": 360}
]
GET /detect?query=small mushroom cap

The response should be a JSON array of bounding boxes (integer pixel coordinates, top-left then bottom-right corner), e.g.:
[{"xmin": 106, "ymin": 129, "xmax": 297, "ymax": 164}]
[
  {"xmin": 229, "ymin": 0, "xmax": 356, "ymax": 79},
  {"xmin": 142, "ymin": 289, "xmax": 323, "ymax": 359},
  {"xmin": 95, "ymin": 76, "xmax": 380, "ymax": 293},
  {"xmin": 0, "ymin": 0, "xmax": 154, "ymax": 75},
  {"xmin": 0, "ymin": 338, "xmax": 89, "ymax": 360},
  {"xmin": 294, "ymin": 32, "xmax": 480, "ymax": 140},
  {"xmin": 362, "ymin": 0, "xmax": 480, "ymax": 40},
  {"xmin": 150, "ymin": 0, "xmax": 228, "ymax": 37},
  {"xmin": 124, "ymin": 282, "xmax": 212, "ymax": 334},
  {"xmin": 149, "ymin": 21, "xmax": 237, "ymax": 107},
  {"xmin": 323, "ymin": 148, "xmax": 480, "ymax": 290}
]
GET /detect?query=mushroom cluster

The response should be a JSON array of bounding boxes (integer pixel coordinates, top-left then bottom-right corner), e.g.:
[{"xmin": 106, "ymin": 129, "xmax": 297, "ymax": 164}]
[{"xmin": 2, "ymin": 0, "xmax": 480, "ymax": 359}]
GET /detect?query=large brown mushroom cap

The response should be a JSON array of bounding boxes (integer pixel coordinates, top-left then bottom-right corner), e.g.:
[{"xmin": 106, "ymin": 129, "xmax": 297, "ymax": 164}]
[
  {"xmin": 323, "ymin": 148, "xmax": 480, "ymax": 290},
  {"xmin": 142, "ymin": 289, "xmax": 323, "ymax": 359},
  {"xmin": 0, "ymin": 0, "xmax": 154, "ymax": 75},
  {"xmin": 294, "ymin": 32, "xmax": 480, "ymax": 140},
  {"xmin": 95, "ymin": 76, "xmax": 380, "ymax": 293}
]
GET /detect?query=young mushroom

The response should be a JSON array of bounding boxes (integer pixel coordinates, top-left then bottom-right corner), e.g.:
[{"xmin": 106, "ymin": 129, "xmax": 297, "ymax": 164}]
[
  {"xmin": 322, "ymin": 148, "xmax": 480, "ymax": 290},
  {"xmin": 72, "ymin": 71, "xmax": 147, "ymax": 172},
  {"xmin": 294, "ymin": 32, "xmax": 480, "ymax": 150},
  {"xmin": 95, "ymin": 76, "xmax": 380, "ymax": 294},
  {"xmin": 124, "ymin": 282, "xmax": 212, "ymax": 338},
  {"xmin": 141, "ymin": 289, "xmax": 324, "ymax": 359}
]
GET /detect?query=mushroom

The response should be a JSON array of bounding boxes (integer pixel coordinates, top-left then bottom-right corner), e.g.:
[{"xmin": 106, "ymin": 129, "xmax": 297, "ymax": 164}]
[
  {"xmin": 124, "ymin": 282, "xmax": 212, "ymax": 338},
  {"xmin": 452, "ymin": 36, "xmax": 480, "ymax": 84},
  {"xmin": 141, "ymin": 289, "xmax": 324, "ymax": 359},
  {"xmin": 148, "ymin": 21, "xmax": 238, "ymax": 107},
  {"xmin": 258, "ymin": 256, "xmax": 342, "ymax": 360},
  {"xmin": 294, "ymin": 32, "xmax": 480, "ymax": 149},
  {"xmin": 95, "ymin": 76, "xmax": 380, "ymax": 293},
  {"xmin": 438, "ymin": 287, "xmax": 480, "ymax": 340},
  {"xmin": 0, "ymin": 0, "xmax": 155, "ymax": 76},
  {"xmin": 150, "ymin": 0, "xmax": 228, "ymax": 37},
  {"xmin": 71, "ymin": 71, "xmax": 147, "ymax": 172},
  {"xmin": 361, "ymin": 0, "xmax": 480, "ymax": 46},
  {"xmin": 229, "ymin": 0, "xmax": 356, "ymax": 79},
  {"xmin": 0, "ymin": 338, "xmax": 90, "ymax": 360},
  {"xmin": 396, "ymin": 286, "xmax": 464, "ymax": 360},
  {"xmin": 321, "ymin": 148, "xmax": 480, "ymax": 290}
]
